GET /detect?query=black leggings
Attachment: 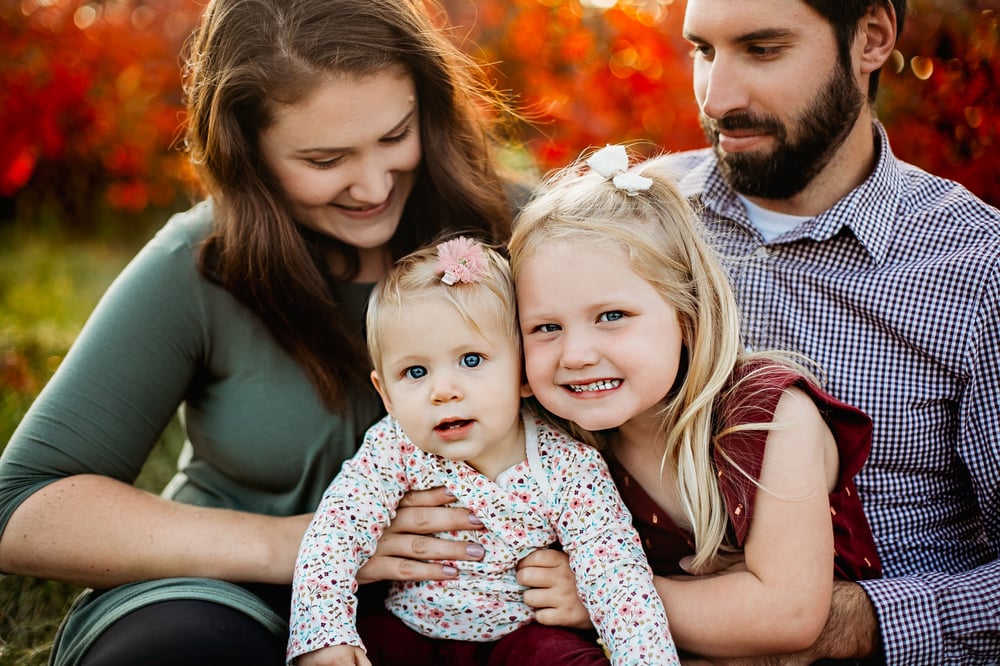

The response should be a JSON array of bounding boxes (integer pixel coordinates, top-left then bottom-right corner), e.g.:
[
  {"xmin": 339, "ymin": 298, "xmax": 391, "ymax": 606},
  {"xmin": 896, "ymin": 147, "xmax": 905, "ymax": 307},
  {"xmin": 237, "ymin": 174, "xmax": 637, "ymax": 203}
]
[{"xmin": 80, "ymin": 584, "xmax": 290, "ymax": 666}]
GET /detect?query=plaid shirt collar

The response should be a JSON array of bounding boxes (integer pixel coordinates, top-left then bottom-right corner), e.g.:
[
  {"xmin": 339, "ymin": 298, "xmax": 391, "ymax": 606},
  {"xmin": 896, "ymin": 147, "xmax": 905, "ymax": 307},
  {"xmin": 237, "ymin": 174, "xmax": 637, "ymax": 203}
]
[{"xmin": 683, "ymin": 121, "xmax": 903, "ymax": 265}]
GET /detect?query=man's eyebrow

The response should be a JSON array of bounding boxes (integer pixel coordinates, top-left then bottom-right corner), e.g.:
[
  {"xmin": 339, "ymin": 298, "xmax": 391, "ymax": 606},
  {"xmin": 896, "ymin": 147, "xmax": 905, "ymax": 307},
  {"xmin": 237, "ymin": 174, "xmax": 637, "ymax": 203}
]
[{"xmin": 683, "ymin": 27, "xmax": 795, "ymax": 44}]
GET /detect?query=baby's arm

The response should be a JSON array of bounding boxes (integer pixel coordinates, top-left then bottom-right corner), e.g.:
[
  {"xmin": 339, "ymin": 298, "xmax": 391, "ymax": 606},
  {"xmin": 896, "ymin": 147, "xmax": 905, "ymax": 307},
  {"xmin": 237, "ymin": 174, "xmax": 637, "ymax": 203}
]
[
  {"xmin": 553, "ymin": 445, "xmax": 679, "ymax": 664},
  {"xmin": 288, "ymin": 420, "xmax": 408, "ymax": 662},
  {"xmin": 297, "ymin": 645, "xmax": 371, "ymax": 666},
  {"xmin": 655, "ymin": 388, "xmax": 836, "ymax": 657}
]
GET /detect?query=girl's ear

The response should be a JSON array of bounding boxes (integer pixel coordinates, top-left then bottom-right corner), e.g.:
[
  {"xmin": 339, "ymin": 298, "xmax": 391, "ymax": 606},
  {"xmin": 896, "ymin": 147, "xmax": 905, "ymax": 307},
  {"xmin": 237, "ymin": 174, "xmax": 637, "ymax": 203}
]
[
  {"xmin": 858, "ymin": 3, "xmax": 897, "ymax": 76},
  {"xmin": 370, "ymin": 370, "xmax": 394, "ymax": 414}
]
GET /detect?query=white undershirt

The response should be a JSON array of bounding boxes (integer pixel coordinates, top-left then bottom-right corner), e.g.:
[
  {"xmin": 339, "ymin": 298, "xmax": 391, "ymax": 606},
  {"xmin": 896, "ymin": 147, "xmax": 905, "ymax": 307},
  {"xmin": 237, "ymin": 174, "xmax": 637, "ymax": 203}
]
[{"xmin": 738, "ymin": 195, "xmax": 812, "ymax": 242}]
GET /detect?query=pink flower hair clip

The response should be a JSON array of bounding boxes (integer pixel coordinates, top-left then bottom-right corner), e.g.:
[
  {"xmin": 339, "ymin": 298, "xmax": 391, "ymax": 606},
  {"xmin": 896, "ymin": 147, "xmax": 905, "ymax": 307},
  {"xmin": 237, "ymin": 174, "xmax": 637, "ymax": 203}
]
[
  {"xmin": 586, "ymin": 144, "xmax": 653, "ymax": 196},
  {"xmin": 435, "ymin": 236, "xmax": 489, "ymax": 285}
]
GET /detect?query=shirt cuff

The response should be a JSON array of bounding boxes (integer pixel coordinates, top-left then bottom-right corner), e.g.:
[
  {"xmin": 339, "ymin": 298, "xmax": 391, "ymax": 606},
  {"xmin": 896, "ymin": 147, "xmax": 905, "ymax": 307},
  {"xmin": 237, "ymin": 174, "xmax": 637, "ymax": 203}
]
[{"xmin": 858, "ymin": 575, "xmax": 943, "ymax": 665}]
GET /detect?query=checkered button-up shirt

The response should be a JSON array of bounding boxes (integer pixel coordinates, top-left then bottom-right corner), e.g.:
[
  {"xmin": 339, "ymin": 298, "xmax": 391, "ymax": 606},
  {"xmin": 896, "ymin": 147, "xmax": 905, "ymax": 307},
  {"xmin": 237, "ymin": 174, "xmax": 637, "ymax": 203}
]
[{"xmin": 664, "ymin": 122, "xmax": 1000, "ymax": 665}]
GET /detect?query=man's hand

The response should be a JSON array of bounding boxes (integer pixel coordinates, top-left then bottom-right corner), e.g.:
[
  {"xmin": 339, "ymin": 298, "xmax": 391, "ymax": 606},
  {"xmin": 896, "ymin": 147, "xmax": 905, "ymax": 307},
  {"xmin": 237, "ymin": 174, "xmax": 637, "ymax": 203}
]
[
  {"xmin": 516, "ymin": 548, "xmax": 592, "ymax": 629},
  {"xmin": 356, "ymin": 487, "xmax": 486, "ymax": 585}
]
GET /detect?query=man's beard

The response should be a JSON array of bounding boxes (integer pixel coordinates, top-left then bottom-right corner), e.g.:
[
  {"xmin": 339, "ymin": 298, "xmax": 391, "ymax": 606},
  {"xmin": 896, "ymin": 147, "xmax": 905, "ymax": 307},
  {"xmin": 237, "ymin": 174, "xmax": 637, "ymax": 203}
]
[{"xmin": 700, "ymin": 59, "xmax": 864, "ymax": 200}]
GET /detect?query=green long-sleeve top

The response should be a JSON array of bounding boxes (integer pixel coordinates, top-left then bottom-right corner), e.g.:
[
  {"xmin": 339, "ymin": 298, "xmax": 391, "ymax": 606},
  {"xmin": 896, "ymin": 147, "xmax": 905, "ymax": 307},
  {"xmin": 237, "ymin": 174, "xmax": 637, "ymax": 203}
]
[{"xmin": 0, "ymin": 201, "xmax": 383, "ymax": 664}]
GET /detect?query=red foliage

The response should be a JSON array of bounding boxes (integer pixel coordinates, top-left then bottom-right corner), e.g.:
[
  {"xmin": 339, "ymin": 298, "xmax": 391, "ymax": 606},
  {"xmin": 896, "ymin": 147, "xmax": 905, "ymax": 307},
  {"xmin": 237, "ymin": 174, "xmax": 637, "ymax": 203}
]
[
  {"xmin": 0, "ymin": 0, "xmax": 996, "ymax": 230},
  {"xmin": 0, "ymin": 0, "xmax": 199, "ymax": 226},
  {"xmin": 880, "ymin": 4, "xmax": 998, "ymax": 204}
]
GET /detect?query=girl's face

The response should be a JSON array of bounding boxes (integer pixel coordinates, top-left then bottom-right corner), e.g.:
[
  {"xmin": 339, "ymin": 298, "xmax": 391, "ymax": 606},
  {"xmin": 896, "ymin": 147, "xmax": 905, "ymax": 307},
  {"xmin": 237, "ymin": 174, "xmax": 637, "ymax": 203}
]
[
  {"xmin": 260, "ymin": 67, "xmax": 421, "ymax": 281},
  {"xmin": 371, "ymin": 296, "xmax": 529, "ymax": 480},
  {"xmin": 517, "ymin": 241, "xmax": 684, "ymax": 437}
]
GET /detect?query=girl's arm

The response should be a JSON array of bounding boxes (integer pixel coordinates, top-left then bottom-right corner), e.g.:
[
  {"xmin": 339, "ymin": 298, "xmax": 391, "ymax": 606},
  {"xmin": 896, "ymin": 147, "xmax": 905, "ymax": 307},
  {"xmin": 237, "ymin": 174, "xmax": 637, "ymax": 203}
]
[
  {"xmin": 519, "ymin": 388, "xmax": 838, "ymax": 658},
  {"xmin": 653, "ymin": 387, "xmax": 836, "ymax": 657}
]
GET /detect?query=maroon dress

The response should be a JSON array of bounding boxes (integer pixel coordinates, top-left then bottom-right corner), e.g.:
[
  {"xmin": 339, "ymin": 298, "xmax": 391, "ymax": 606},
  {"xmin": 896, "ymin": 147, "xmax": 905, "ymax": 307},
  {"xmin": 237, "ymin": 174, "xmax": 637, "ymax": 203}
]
[
  {"xmin": 488, "ymin": 362, "xmax": 881, "ymax": 666},
  {"xmin": 609, "ymin": 361, "xmax": 881, "ymax": 581}
]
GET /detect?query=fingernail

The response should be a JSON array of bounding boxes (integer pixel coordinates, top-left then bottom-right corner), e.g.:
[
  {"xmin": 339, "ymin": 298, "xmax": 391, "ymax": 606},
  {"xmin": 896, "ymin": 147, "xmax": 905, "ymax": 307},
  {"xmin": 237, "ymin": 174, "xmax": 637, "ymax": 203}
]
[
  {"xmin": 442, "ymin": 565, "xmax": 458, "ymax": 576},
  {"xmin": 445, "ymin": 489, "xmax": 456, "ymax": 497},
  {"xmin": 466, "ymin": 544, "xmax": 485, "ymax": 558},
  {"xmin": 468, "ymin": 514, "xmax": 483, "ymax": 525}
]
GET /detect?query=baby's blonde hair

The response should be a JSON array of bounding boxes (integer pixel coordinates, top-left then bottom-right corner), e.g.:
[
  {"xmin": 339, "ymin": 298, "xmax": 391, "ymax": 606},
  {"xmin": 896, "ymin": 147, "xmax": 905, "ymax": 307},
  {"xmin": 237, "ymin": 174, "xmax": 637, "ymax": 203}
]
[
  {"xmin": 367, "ymin": 237, "xmax": 520, "ymax": 380},
  {"xmin": 510, "ymin": 148, "xmax": 803, "ymax": 569}
]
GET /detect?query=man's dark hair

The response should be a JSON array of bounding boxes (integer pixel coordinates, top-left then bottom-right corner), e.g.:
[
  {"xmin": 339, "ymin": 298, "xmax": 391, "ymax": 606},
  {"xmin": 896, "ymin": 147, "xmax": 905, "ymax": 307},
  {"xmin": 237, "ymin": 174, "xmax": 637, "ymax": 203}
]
[{"xmin": 804, "ymin": 0, "xmax": 907, "ymax": 102}]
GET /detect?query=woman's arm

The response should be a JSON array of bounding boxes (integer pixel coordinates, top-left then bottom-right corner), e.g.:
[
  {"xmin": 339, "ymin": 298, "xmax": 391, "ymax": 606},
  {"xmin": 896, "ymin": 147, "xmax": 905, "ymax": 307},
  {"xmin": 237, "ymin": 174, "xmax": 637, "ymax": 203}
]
[{"xmin": 0, "ymin": 474, "xmax": 311, "ymax": 587}]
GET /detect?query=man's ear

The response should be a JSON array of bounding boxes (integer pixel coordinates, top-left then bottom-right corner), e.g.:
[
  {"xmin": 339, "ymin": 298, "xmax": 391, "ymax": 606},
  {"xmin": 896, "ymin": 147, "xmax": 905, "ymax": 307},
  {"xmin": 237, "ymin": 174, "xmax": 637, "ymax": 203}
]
[
  {"xmin": 370, "ymin": 370, "xmax": 394, "ymax": 415},
  {"xmin": 858, "ymin": 3, "xmax": 897, "ymax": 76}
]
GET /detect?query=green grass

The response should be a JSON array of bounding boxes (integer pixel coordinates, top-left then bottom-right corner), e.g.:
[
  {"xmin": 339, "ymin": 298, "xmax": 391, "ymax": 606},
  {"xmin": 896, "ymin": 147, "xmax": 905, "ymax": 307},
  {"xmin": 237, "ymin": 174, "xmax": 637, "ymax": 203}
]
[{"xmin": 0, "ymin": 228, "xmax": 184, "ymax": 665}]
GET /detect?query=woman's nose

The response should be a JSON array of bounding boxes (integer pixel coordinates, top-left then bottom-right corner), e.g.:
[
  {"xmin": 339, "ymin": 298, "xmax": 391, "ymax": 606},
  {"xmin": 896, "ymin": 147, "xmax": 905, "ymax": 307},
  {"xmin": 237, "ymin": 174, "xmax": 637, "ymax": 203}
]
[{"xmin": 348, "ymin": 156, "xmax": 392, "ymax": 204}]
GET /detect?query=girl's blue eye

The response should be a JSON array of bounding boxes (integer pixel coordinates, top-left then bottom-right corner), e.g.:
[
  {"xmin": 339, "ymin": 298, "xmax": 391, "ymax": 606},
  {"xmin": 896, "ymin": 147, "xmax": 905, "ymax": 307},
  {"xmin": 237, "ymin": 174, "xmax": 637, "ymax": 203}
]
[
  {"xmin": 599, "ymin": 311, "xmax": 625, "ymax": 322},
  {"xmin": 535, "ymin": 323, "xmax": 560, "ymax": 333},
  {"xmin": 404, "ymin": 366, "xmax": 427, "ymax": 380},
  {"xmin": 460, "ymin": 353, "xmax": 483, "ymax": 368}
]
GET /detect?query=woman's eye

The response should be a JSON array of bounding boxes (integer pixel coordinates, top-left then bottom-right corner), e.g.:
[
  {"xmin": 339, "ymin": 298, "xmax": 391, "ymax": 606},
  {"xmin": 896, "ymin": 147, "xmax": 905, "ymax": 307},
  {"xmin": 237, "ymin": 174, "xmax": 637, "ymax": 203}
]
[
  {"xmin": 460, "ymin": 353, "xmax": 483, "ymax": 368},
  {"xmin": 404, "ymin": 366, "xmax": 427, "ymax": 380},
  {"xmin": 382, "ymin": 125, "xmax": 414, "ymax": 144},
  {"xmin": 599, "ymin": 311, "xmax": 625, "ymax": 322},
  {"xmin": 308, "ymin": 157, "xmax": 343, "ymax": 169}
]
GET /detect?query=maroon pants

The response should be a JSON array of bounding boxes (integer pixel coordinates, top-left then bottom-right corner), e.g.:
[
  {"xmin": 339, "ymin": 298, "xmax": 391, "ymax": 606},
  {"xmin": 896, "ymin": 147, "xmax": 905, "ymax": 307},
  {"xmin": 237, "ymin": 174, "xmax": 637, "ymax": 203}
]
[{"xmin": 357, "ymin": 606, "xmax": 610, "ymax": 666}]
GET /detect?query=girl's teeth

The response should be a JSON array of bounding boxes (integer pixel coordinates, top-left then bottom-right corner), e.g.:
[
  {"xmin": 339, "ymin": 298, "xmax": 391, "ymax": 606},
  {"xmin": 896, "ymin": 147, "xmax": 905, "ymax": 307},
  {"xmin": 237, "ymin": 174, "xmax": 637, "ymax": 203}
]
[{"xmin": 569, "ymin": 379, "xmax": 621, "ymax": 392}]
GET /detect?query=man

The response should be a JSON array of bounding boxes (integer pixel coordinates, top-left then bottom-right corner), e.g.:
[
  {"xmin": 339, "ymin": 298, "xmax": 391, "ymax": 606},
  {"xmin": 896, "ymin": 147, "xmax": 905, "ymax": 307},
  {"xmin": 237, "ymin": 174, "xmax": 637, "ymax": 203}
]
[{"xmin": 662, "ymin": 0, "xmax": 1000, "ymax": 663}]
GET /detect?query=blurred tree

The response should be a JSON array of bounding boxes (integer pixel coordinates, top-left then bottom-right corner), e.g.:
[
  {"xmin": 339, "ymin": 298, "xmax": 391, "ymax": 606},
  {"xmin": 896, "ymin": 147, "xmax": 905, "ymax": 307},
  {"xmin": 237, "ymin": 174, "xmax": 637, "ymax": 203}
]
[
  {"xmin": 0, "ymin": 0, "xmax": 200, "ymax": 232},
  {"xmin": 0, "ymin": 0, "xmax": 996, "ymax": 233}
]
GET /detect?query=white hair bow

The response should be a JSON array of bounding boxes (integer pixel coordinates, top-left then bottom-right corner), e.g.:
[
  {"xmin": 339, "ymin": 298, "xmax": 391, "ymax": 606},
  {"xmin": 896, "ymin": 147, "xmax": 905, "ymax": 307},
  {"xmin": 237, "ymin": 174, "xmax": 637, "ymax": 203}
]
[{"xmin": 585, "ymin": 144, "xmax": 653, "ymax": 196}]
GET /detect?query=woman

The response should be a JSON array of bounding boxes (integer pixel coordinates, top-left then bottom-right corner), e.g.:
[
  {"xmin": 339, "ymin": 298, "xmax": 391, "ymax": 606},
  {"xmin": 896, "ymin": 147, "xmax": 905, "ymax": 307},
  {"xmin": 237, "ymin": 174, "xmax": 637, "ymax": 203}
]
[{"xmin": 0, "ymin": 0, "xmax": 518, "ymax": 663}]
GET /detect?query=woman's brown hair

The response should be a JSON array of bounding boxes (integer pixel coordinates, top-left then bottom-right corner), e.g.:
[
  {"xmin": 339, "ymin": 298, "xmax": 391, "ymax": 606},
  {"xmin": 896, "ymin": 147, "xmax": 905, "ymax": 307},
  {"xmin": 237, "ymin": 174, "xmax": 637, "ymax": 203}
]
[{"xmin": 182, "ymin": 0, "xmax": 515, "ymax": 410}]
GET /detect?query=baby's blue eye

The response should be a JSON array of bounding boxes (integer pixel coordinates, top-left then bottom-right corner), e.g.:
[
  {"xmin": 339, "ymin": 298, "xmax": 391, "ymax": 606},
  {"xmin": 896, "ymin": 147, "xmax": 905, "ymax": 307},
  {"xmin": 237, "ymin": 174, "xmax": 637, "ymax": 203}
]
[
  {"xmin": 460, "ymin": 353, "xmax": 483, "ymax": 368},
  {"xmin": 404, "ymin": 366, "xmax": 427, "ymax": 379},
  {"xmin": 599, "ymin": 311, "xmax": 625, "ymax": 322}
]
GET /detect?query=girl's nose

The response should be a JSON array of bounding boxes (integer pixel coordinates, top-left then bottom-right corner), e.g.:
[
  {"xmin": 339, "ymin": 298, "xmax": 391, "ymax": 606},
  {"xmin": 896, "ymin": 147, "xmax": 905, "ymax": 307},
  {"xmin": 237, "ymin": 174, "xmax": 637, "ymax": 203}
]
[{"xmin": 559, "ymin": 331, "xmax": 599, "ymax": 370}]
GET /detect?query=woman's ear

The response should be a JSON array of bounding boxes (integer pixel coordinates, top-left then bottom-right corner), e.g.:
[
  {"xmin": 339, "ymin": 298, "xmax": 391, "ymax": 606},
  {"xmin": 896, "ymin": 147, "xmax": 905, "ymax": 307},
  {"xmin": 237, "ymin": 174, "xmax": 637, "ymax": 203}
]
[
  {"xmin": 370, "ymin": 370, "xmax": 394, "ymax": 414},
  {"xmin": 858, "ymin": 3, "xmax": 898, "ymax": 76}
]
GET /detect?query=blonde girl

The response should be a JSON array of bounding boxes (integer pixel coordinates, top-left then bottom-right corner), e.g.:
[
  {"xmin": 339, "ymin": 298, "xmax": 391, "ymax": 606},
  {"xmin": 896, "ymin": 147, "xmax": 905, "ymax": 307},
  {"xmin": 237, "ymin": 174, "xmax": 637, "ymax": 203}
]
[{"xmin": 507, "ymin": 145, "xmax": 880, "ymax": 660}]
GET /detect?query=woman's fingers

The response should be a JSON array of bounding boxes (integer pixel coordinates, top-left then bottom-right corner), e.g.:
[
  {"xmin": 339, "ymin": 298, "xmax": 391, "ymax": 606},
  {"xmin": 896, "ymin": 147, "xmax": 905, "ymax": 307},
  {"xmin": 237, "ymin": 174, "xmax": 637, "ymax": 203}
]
[
  {"xmin": 386, "ymin": 504, "xmax": 483, "ymax": 535},
  {"xmin": 358, "ymin": 489, "xmax": 486, "ymax": 585}
]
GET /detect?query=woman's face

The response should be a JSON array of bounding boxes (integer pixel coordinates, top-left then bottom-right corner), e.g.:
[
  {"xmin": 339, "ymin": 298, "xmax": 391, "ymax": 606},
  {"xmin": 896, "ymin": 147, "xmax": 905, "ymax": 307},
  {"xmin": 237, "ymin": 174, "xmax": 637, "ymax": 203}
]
[{"xmin": 260, "ymin": 67, "xmax": 421, "ymax": 280}]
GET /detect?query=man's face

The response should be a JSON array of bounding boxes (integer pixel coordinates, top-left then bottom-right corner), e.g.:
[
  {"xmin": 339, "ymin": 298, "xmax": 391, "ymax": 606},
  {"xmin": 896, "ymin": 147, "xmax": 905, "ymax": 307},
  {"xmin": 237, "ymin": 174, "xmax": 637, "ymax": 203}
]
[{"xmin": 684, "ymin": 0, "xmax": 865, "ymax": 200}]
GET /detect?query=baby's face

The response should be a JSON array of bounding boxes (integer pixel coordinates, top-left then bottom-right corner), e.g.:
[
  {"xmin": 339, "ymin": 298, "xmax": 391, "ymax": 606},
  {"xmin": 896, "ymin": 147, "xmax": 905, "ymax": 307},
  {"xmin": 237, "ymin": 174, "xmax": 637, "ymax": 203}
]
[
  {"xmin": 516, "ymin": 241, "xmax": 683, "ymax": 440},
  {"xmin": 372, "ymin": 295, "xmax": 528, "ymax": 478}
]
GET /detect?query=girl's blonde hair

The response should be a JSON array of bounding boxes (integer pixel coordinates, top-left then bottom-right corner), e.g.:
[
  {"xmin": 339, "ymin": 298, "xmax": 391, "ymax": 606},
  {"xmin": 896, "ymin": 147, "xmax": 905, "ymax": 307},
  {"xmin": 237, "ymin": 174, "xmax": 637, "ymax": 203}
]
[
  {"xmin": 509, "ymin": 148, "xmax": 806, "ymax": 569},
  {"xmin": 367, "ymin": 237, "xmax": 519, "ymax": 378}
]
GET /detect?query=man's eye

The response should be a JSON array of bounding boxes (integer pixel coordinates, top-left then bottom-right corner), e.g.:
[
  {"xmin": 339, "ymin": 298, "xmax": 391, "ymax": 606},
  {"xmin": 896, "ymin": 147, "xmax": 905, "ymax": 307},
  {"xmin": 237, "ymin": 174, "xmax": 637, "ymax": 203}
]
[
  {"xmin": 460, "ymin": 353, "xmax": 483, "ymax": 368},
  {"xmin": 404, "ymin": 366, "xmax": 427, "ymax": 379}
]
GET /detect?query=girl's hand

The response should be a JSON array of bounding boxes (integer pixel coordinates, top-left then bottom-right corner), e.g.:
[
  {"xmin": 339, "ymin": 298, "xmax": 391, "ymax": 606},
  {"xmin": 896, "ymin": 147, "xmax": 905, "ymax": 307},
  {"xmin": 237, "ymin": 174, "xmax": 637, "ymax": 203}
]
[
  {"xmin": 516, "ymin": 548, "xmax": 592, "ymax": 629},
  {"xmin": 356, "ymin": 487, "xmax": 486, "ymax": 585},
  {"xmin": 298, "ymin": 645, "xmax": 371, "ymax": 666}
]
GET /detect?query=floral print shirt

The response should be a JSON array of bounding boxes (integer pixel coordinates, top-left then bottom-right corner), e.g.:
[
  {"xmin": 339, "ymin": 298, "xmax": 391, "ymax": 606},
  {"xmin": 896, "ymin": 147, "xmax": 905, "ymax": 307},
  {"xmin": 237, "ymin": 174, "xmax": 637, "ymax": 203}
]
[{"xmin": 288, "ymin": 411, "xmax": 678, "ymax": 665}]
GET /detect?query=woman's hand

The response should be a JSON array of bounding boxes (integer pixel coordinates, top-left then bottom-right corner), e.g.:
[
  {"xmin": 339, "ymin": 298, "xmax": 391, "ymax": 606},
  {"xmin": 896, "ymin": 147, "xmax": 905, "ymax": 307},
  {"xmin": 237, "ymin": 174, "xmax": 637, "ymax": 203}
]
[
  {"xmin": 516, "ymin": 548, "xmax": 592, "ymax": 629},
  {"xmin": 356, "ymin": 487, "xmax": 486, "ymax": 585}
]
